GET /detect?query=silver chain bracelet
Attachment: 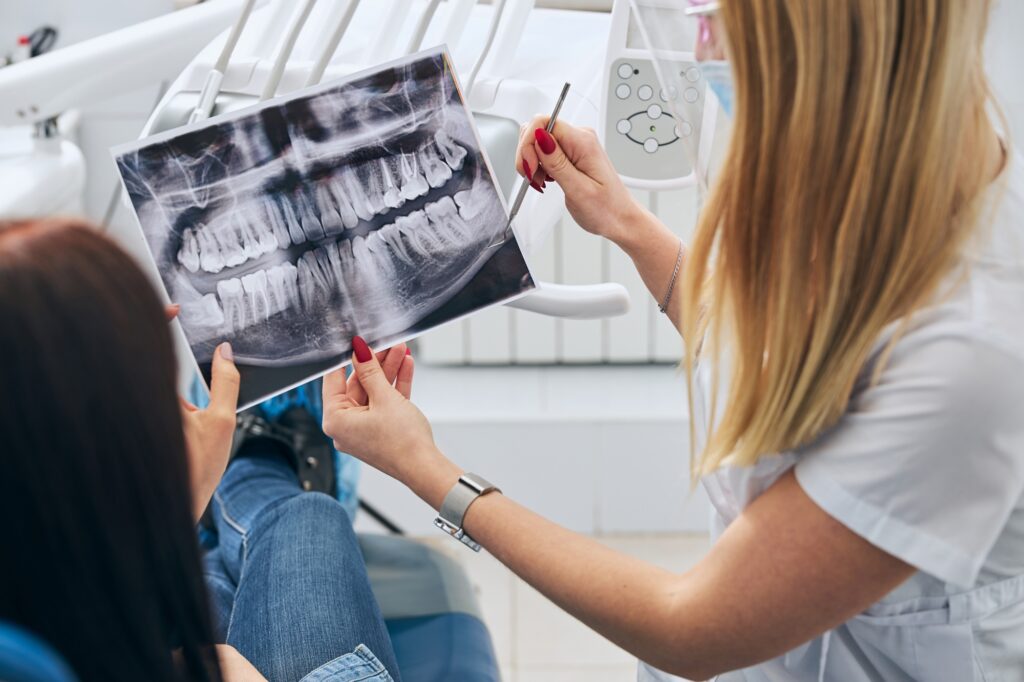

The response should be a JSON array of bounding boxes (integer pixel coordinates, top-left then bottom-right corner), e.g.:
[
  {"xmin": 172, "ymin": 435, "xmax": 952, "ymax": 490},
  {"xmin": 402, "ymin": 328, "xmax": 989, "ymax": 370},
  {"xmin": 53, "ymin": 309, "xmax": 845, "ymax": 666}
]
[{"xmin": 658, "ymin": 239, "xmax": 684, "ymax": 314}]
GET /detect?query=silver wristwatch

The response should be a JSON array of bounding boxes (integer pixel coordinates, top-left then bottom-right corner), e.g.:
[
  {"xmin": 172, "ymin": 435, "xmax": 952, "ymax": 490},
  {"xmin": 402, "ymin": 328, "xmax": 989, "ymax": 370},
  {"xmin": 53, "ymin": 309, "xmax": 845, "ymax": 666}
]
[{"xmin": 434, "ymin": 473, "xmax": 501, "ymax": 551}]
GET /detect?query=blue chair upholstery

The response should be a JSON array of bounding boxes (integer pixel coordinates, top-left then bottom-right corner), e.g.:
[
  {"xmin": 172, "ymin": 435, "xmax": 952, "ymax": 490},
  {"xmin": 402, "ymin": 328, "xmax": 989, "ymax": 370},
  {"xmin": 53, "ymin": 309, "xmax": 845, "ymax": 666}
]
[
  {"xmin": 0, "ymin": 622, "xmax": 77, "ymax": 682},
  {"xmin": 387, "ymin": 614, "xmax": 501, "ymax": 682},
  {"xmin": 359, "ymin": 534, "xmax": 501, "ymax": 682}
]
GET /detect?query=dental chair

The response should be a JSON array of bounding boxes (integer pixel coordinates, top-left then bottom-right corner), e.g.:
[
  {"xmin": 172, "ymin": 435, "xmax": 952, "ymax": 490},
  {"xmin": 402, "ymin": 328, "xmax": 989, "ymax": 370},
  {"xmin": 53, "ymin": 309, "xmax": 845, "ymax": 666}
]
[
  {"xmin": 0, "ymin": 622, "xmax": 77, "ymax": 682},
  {"xmin": 361, "ymin": 535, "xmax": 500, "ymax": 681}
]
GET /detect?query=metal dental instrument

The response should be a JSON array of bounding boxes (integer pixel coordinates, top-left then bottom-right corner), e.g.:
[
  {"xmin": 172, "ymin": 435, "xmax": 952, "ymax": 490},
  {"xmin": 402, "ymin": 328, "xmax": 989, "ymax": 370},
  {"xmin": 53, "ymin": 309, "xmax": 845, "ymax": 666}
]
[{"xmin": 490, "ymin": 81, "xmax": 570, "ymax": 248}]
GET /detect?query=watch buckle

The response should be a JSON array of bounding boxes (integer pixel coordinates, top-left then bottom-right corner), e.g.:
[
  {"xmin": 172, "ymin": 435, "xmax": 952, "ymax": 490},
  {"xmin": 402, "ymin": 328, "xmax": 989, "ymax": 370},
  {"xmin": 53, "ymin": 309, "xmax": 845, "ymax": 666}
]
[{"xmin": 433, "ymin": 517, "xmax": 482, "ymax": 552}]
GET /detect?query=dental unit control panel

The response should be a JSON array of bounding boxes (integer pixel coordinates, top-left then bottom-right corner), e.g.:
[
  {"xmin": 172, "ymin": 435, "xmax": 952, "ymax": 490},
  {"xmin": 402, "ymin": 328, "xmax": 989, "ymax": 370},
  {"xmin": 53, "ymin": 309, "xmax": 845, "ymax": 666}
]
[{"xmin": 601, "ymin": 0, "xmax": 706, "ymax": 190}]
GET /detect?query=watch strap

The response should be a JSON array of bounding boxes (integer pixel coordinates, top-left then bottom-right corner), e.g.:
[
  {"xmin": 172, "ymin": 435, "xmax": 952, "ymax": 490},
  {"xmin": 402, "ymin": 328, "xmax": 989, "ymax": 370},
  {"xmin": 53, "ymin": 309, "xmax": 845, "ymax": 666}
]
[{"xmin": 435, "ymin": 473, "xmax": 500, "ymax": 551}]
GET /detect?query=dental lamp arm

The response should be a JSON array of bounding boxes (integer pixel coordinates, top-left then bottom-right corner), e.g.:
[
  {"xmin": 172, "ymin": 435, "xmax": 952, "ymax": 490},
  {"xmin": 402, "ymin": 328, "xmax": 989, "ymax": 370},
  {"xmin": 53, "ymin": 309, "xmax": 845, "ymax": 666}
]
[{"xmin": 0, "ymin": 0, "xmax": 263, "ymax": 127}]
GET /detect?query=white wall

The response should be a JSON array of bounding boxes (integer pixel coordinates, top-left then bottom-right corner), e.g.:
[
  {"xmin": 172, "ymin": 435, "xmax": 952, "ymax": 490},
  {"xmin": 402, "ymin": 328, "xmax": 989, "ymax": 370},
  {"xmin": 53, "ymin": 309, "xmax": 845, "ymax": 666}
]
[
  {"xmin": 0, "ymin": 0, "xmax": 174, "ymax": 231},
  {"xmin": 986, "ymin": 0, "xmax": 1024, "ymax": 140},
  {"xmin": 0, "ymin": 0, "xmax": 172, "ymax": 50},
  {"xmin": 354, "ymin": 364, "xmax": 711, "ymax": 536}
]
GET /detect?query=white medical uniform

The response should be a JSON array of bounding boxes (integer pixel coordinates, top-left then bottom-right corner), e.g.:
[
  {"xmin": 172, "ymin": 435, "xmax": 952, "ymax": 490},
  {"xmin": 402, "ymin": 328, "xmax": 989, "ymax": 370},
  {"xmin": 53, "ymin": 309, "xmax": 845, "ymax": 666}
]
[{"xmin": 639, "ymin": 148, "xmax": 1024, "ymax": 682}]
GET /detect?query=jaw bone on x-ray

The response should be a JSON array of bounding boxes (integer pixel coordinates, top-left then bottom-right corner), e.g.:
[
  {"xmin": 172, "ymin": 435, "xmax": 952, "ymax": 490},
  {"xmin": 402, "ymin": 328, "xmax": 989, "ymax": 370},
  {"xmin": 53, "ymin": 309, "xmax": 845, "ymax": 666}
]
[{"xmin": 115, "ymin": 49, "xmax": 534, "ymax": 408}]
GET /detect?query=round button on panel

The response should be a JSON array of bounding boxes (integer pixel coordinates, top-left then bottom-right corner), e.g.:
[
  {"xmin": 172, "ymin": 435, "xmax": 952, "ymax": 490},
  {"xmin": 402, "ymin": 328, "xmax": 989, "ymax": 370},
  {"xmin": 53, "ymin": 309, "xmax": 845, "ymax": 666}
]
[
  {"xmin": 685, "ymin": 67, "xmax": 701, "ymax": 83},
  {"xmin": 616, "ymin": 119, "xmax": 632, "ymax": 135},
  {"xmin": 626, "ymin": 110, "xmax": 678, "ymax": 149},
  {"xmin": 637, "ymin": 85, "xmax": 654, "ymax": 101},
  {"xmin": 684, "ymin": 87, "xmax": 700, "ymax": 103},
  {"xmin": 615, "ymin": 83, "xmax": 631, "ymax": 100},
  {"xmin": 675, "ymin": 121, "xmax": 693, "ymax": 138},
  {"xmin": 660, "ymin": 86, "xmax": 678, "ymax": 102},
  {"xmin": 647, "ymin": 104, "xmax": 663, "ymax": 120},
  {"xmin": 618, "ymin": 63, "xmax": 634, "ymax": 79}
]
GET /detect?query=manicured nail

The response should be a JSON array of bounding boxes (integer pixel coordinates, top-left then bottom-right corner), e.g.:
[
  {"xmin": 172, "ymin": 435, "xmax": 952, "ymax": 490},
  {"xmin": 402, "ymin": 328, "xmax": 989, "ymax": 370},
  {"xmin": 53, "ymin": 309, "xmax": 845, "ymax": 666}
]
[
  {"xmin": 535, "ymin": 128, "xmax": 556, "ymax": 155},
  {"xmin": 406, "ymin": 347, "xmax": 412, "ymax": 356},
  {"xmin": 352, "ymin": 335, "xmax": 372, "ymax": 363},
  {"xmin": 522, "ymin": 159, "xmax": 533, "ymax": 180},
  {"xmin": 530, "ymin": 181, "xmax": 544, "ymax": 193},
  {"xmin": 219, "ymin": 342, "xmax": 233, "ymax": 362},
  {"xmin": 168, "ymin": 303, "xmax": 181, "ymax": 313}
]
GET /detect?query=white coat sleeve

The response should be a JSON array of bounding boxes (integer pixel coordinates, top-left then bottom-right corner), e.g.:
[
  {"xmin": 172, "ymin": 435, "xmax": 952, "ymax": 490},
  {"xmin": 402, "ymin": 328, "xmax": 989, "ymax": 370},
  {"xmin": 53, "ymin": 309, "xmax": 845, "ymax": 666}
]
[{"xmin": 794, "ymin": 326, "xmax": 1024, "ymax": 588}]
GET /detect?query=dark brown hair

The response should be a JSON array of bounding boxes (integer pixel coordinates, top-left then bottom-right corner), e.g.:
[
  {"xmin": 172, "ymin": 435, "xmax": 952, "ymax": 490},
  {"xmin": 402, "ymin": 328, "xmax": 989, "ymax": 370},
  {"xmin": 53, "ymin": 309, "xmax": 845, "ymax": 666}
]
[{"xmin": 0, "ymin": 218, "xmax": 221, "ymax": 681}]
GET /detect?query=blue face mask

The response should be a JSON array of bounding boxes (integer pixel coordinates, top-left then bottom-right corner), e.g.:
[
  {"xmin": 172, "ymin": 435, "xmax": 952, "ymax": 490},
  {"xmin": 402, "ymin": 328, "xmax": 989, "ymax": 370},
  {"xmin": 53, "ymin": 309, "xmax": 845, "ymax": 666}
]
[{"xmin": 698, "ymin": 60, "xmax": 734, "ymax": 117}]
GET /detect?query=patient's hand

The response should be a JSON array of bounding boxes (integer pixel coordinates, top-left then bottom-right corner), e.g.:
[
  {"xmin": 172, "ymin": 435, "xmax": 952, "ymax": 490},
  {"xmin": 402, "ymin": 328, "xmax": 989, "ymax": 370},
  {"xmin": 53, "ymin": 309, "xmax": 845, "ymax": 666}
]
[
  {"xmin": 216, "ymin": 645, "xmax": 267, "ymax": 682},
  {"xmin": 180, "ymin": 342, "xmax": 239, "ymax": 521},
  {"xmin": 321, "ymin": 339, "xmax": 439, "ymax": 485},
  {"xmin": 166, "ymin": 303, "xmax": 240, "ymax": 519}
]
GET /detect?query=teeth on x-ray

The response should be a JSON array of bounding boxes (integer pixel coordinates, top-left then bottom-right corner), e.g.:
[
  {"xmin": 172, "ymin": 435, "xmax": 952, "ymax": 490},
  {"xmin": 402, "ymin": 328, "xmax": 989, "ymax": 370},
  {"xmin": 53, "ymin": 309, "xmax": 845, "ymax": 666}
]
[
  {"xmin": 175, "ymin": 135, "xmax": 474, "ymax": 277},
  {"xmin": 117, "ymin": 52, "xmax": 527, "ymax": 372}
]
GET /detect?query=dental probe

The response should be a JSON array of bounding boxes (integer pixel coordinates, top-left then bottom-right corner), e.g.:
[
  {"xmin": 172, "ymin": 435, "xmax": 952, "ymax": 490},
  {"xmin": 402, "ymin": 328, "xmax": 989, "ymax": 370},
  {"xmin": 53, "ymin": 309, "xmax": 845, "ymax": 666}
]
[{"xmin": 494, "ymin": 82, "xmax": 571, "ymax": 247}]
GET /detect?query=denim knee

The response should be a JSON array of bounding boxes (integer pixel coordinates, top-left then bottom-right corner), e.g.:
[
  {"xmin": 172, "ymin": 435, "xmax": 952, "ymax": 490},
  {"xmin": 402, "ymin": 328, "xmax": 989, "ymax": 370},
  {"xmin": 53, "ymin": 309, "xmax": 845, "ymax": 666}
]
[{"xmin": 270, "ymin": 493, "xmax": 359, "ymax": 544}]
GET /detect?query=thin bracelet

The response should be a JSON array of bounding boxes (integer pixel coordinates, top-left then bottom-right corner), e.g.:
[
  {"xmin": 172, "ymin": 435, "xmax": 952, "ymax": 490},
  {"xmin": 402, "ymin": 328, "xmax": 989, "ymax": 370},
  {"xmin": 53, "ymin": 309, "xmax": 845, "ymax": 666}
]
[{"xmin": 659, "ymin": 239, "xmax": 684, "ymax": 314}]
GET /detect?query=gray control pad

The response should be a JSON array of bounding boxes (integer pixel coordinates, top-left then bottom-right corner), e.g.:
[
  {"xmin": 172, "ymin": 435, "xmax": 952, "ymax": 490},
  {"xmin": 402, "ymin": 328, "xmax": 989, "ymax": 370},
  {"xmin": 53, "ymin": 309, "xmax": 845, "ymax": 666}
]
[{"xmin": 604, "ymin": 58, "xmax": 703, "ymax": 181}]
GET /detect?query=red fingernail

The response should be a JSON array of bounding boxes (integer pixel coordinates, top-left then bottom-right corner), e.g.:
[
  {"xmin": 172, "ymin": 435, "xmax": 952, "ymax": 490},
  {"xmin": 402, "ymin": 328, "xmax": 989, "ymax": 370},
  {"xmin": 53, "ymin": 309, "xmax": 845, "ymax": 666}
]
[
  {"xmin": 535, "ymin": 128, "xmax": 556, "ymax": 155},
  {"xmin": 530, "ymin": 181, "xmax": 544, "ymax": 193},
  {"xmin": 522, "ymin": 159, "xmax": 533, "ymax": 180},
  {"xmin": 406, "ymin": 347, "xmax": 412, "ymax": 356},
  {"xmin": 352, "ymin": 336, "xmax": 372, "ymax": 363}
]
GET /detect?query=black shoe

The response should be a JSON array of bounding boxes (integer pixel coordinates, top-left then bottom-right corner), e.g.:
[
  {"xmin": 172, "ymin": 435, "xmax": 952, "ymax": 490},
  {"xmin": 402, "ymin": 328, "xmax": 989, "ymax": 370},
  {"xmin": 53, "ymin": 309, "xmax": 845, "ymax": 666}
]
[
  {"xmin": 276, "ymin": 407, "xmax": 337, "ymax": 496},
  {"xmin": 230, "ymin": 408, "xmax": 337, "ymax": 496}
]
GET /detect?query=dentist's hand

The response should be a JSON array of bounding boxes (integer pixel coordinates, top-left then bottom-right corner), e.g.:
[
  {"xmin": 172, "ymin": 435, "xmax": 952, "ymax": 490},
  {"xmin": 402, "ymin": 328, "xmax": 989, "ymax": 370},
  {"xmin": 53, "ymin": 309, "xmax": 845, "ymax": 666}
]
[
  {"xmin": 321, "ymin": 337, "xmax": 441, "ymax": 485},
  {"xmin": 516, "ymin": 117, "xmax": 645, "ymax": 247}
]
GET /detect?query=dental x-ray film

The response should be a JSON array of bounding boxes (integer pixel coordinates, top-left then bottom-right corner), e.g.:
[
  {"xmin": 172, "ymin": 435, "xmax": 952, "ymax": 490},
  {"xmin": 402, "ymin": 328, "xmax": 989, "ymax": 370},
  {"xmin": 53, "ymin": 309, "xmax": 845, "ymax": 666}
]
[{"xmin": 114, "ymin": 48, "xmax": 534, "ymax": 409}]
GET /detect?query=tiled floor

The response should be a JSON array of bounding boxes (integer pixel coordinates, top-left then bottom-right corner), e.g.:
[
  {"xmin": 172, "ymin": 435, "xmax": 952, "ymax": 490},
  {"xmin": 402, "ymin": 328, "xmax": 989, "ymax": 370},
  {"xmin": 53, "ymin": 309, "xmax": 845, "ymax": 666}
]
[{"xmin": 416, "ymin": 533, "xmax": 711, "ymax": 682}]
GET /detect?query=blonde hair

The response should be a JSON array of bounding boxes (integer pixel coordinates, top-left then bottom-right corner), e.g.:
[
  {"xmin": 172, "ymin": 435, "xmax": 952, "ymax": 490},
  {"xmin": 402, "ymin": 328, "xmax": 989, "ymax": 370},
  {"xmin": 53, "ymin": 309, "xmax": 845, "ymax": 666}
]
[{"xmin": 682, "ymin": 0, "xmax": 998, "ymax": 476}]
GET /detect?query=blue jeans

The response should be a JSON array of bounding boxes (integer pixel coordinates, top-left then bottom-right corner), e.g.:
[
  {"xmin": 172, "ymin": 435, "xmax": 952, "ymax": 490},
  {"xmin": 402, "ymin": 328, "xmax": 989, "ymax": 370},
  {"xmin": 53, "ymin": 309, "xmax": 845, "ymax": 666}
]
[{"xmin": 202, "ymin": 448, "xmax": 401, "ymax": 682}]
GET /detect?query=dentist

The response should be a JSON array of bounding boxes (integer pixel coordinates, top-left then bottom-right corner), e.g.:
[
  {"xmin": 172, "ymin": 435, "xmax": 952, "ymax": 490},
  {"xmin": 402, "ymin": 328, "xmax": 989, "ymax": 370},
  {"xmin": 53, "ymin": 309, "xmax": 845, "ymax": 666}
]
[{"xmin": 322, "ymin": 1, "xmax": 1024, "ymax": 680}]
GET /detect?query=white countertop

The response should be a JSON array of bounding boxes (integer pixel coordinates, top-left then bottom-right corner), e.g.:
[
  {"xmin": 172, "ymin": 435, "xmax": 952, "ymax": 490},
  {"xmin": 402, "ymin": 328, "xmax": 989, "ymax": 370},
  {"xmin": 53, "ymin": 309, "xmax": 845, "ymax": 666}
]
[{"xmin": 412, "ymin": 363, "xmax": 691, "ymax": 424}]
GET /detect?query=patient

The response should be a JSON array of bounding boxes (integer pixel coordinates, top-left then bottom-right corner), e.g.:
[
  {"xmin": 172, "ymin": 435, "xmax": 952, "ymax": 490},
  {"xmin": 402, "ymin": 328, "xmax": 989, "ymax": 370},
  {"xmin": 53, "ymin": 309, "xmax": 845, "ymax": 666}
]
[{"xmin": 0, "ymin": 218, "xmax": 404, "ymax": 682}]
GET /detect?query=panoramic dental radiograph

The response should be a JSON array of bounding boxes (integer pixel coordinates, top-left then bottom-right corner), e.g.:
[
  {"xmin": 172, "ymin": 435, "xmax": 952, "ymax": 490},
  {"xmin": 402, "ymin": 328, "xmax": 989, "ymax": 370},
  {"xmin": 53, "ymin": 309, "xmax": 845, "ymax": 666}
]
[{"xmin": 116, "ymin": 50, "xmax": 534, "ymax": 407}]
